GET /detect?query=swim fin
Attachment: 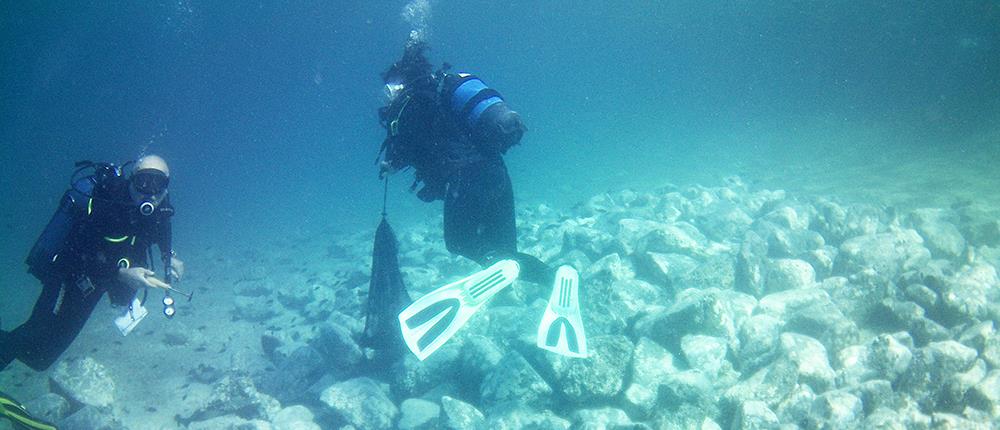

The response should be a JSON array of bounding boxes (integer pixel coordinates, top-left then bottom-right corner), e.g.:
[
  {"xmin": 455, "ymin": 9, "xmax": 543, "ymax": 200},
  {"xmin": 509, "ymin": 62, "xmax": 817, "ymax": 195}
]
[
  {"xmin": 537, "ymin": 265, "xmax": 588, "ymax": 358},
  {"xmin": 0, "ymin": 391, "xmax": 57, "ymax": 430},
  {"xmin": 398, "ymin": 259, "xmax": 520, "ymax": 361}
]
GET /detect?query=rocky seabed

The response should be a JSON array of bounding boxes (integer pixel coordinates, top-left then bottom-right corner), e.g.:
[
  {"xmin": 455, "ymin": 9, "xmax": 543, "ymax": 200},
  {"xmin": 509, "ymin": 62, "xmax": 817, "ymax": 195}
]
[{"xmin": 10, "ymin": 176, "xmax": 1000, "ymax": 430}]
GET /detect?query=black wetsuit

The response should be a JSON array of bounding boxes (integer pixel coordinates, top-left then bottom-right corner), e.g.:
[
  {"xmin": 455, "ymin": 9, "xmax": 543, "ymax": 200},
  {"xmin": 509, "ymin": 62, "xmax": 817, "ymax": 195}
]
[
  {"xmin": 380, "ymin": 73, "xmax": 552, "ymax": 285},
  {"xmin": 0, "ymin": 176, "xmax": 173, "ymax": 371}
]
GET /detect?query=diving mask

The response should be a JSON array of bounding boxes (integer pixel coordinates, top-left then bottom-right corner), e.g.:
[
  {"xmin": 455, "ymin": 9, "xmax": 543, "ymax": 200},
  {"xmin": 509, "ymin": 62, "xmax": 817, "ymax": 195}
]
[
  {"xmin": 129, "ymin": 169, "xmax": 168, "ymax": 216},
  {"xmin": 132, "ymin": 170, "xmax": 169, "ymax": 195}
]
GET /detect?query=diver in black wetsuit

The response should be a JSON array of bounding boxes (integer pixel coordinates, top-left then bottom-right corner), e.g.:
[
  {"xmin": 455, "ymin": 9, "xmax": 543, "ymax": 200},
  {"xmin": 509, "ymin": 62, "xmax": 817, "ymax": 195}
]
[
  {"xmin": 0, "ymin": 155, "xmax": 184, "ymax": 371},
  {"xmin": 377, "ymin": 42, "xmax": 553, "ymax": 285}
]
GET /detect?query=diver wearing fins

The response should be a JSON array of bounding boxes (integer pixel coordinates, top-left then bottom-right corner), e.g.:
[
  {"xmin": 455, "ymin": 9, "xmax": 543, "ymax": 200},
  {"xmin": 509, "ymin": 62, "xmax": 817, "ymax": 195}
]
[
  {"xmin": 376, "ymin": 42, "xmax": 587, "ymax": 360},
  {"xmin": 1, "ymin": 390, "xmax": 56, "ymax": 430},
  {"xmin": 0, "ymin": 155, "xmax": 185, "ymax": 372}
]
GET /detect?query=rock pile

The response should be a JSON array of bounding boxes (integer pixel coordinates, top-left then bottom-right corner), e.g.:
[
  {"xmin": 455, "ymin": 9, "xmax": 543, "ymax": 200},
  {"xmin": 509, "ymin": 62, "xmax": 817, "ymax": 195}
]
[{"xmin": 12, "ymin": 177, "xmax": 999, "ymax": 429}]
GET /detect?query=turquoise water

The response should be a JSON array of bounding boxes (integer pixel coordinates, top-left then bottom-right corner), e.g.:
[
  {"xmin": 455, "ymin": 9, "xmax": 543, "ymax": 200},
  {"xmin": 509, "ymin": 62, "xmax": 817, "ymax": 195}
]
[{"xmin": 1, "ymin": 1, "xmax": 998, "ymax": 425}]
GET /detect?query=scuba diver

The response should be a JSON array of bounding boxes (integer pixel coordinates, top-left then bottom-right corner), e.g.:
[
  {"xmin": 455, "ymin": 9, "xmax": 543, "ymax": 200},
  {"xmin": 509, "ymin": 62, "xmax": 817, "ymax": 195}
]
[
  {"xmin": 375, "ymin": 42, "xmax": 587, "ymax": 361},
  {"xmin": 0, "ymin": 155, "xmax": 184, "ymax": 372}
]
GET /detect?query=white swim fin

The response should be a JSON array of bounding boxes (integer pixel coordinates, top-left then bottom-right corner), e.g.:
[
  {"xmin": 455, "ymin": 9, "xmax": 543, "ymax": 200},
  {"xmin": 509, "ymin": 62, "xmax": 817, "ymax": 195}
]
[
  {"xmin": 537, "ymin": 265, "xmax": 588, "ymax": 358},
  {"xmin": 399, "ymin": 259, "xmax": 520, "ymax": 361}
]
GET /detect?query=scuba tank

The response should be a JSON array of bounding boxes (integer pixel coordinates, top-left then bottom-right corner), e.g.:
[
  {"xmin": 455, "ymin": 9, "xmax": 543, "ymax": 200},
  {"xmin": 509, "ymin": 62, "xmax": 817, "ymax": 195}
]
[
  {"xmin": 25, "ymin": 161, "xmax": 125, "ymax": 277},
  {"xmin": 440, "ymin": 73, "xmax": 525, "ymax": 153},
  {"xmin": 441, "ymin": 73, "xmax": 505, "ymax": 130}
]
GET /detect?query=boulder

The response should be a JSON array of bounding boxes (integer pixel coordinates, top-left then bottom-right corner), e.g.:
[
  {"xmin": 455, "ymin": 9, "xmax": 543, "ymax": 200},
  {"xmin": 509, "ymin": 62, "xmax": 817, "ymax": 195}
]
[
  {"xmin": 319, "ymin": 377, "xmax": 398, "ymax": 430},
  {"xmin": 258, "ymin": 345, "xmax": 326, "ymax": 403},
  {"xmin": 310, "ymin": 322, "xmax": 363, "ymax": 371},
  {"xmin": 696, "ymin": 201, "xmax": 754, "ymax": 242},
  {"xmin": 724, "ymin": 359, "xmax": 800, "ymax": 412},
  {"xmin": 867, "ymin": 333, "xmax": 914, "ymax": 383},
  {"xmin": 639, "ymin": 222, "xmax": 708, "ymax": 256},
  {"xmin": 606, "ymin": 278, "xmax": 667, "ymax": 320},
  {"xmin": 683, "ymin": 252, "xmax": 736, "ymax": 291},
  {"xmin": 806, "ymin": 390, "xmax": 863, "ymax": 430},
  {"xmin": 659, "ymin": 370, "xmax": 717, "ymax": 418},
  {"xmin": 813, "ymin": 201, "xmax": 883, "ymax": 245},
  {"xmin": 902, "ymin": 283, "xmax": 938, "ymax": 314},
  {"xmin": 930, "ymin": 412, "xmax": 989, "ymax": 429},
  {"xmin": 234, "ymin": 296, "xmax": 279, "ymax": 321},
  {"xmin": 563, "ymin": 225, "xmax": 618, "ymax": 260},
  {"xmin": 58, "ymin": 406, "xmax": 124, "ymax": 430},
  {"xmin": 480, "ymin": 351, "xmax": 553, "ymax": 407},
  {"xmin": 762, "ymin": 227, "xmax": 825, "ymax": 259},
  {"xmin": 967, "ymin": 369, "xmax": 1000, "ymax": 416},
  {"xmin": 863, "ymin": 408, "xmax": 907, "ymax": 430},
  {"xmin": 732, "ymin": 400, "xmax": 780, "ymax": 430},
  {"xmin": 181, "ymin": 374, "xmax": 280, "ymax": 424},
  {"xmin": 778, "ymin": 333, "xmax": 835, "ymax": 392},
  {"xmin": 680, "ymin": 335, "xmax": 738, "ymax": 387},
  {"xmin": 569, "ymin": 407, "xmax": 634, "ymax": 430},
  {"xmin": 617, "ymin": 218, "xmax": 665, "ymax": 255},
  {"xmin": 398, "ymin": 398, "xmax": 440, "ymax": 430},
  {"xmin": 456, "ymin": 335, "xmax": 504, "ymax": 393},
  {"xmin": 50, "ymin": 357, "xmax": 115, "ymax": 408},
  {"xmin": 783, "ymin": 299, "xmax": 859, "ymax": 355},
  {"xmin": 633, "ymin": 288, "xmax": 753, "ymax": 354},
  {"xmin": 822, "ymin": 275, "xmax": 893, "ymax": 324},
  {"xmin": 275, "ymin": 282, "xmax": 314, "ymax": 310},
  {"xmin": 584, "ymin": 253, "xmax": 636, "ymax": 283},
  {"xmin": 186, "ymin": 415, "xmax": 271, "ymax": 430},
  {"xmin": 272, "ymin": 405, "xmax": 322, "ymax": 430},
  {"xmin": 535, "ymin": 335, "xmax": 632, "ymax": 405},
  {"xmin": 940, "ymin": 359, "xmax": 987, "ymax": 412},
  {"xmin": 958, "ymin": 321, "xmax": 1000, "ymax": 368},
  {"xmin": 735, "ymin": 230, "xmax": 768, "ymax": 297},
  {"xmin": 926, "ymin": 340, "xmax": 979, "ymax": 376},
  {"xmin": 23, "ymin": 393, "xmax": 70, "ymax": 425},
  {"xmin": 636, "ymin": 252, "xmax": 698, "ymax": 294},
  {"xmin": 764, "ymin": 259, "xmax": 816, "ymax": 293},
  {"xmin": 439, "ymin": 396, "xmax": 486, "ymax": 430},
  {"xmin": 757, "ymin": 288, "xmax": 832, "ymax": 321},
  {"xmin": 762, "ymin": 205, "xmax": 813, "ymax": 231},
  {"xmin": 937, "ymin": 263, "xmax": 1000, "ymax": 323},
  {"xmin": 871, "ymin": 299, "xmax": 949, "ymax": 347},
  {"xmin": 773, "ymin": 383, "xmax": 815, "ymax": 426},
  {"xmin": 898, "ymin": 341, "xmax": 979, "ymax": 411},
  {"xmin": 836, "ymin": 229, "xmax": 931, "ymax": 279},
  {"xmin": 623, "ymin": 337, "xmax": 678, "ymax": 417},
  {"xmin": 485, "ymin": 403, "xmax": 570, "ymax": 430},
  {"xmin": 909, "ymin": 208, "xmax": 967, "ymax": 259},
  {"xmin": 391, "ymin": 342, "xmax": 461, "ymax": 398},
  {"xmin": 736, "ymin": 314, "xmax": 782, "ymax": 373},
  {"xmin": 856, "ymin": 380, "xmax": 896, "ymax": 415},
  {"xmin": 743, "ymin": 189, "xmax": 787, "ymax": 217}
]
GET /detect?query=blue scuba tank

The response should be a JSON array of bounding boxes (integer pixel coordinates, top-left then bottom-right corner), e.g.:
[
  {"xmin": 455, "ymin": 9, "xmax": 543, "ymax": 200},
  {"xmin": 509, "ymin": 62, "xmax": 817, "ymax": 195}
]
[{"xmin": 442, "ymin": 73, "xmax": 505, "ymax": 130}]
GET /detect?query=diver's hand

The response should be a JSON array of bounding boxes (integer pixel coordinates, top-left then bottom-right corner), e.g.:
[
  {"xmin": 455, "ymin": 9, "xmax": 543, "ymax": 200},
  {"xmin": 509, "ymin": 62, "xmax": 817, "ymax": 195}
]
[
  {"xmin": 379, "ymin": 161, "xmax": 398, "ymax": 179},
  {"xmin": 118, "ymin": 267, "xmax": 171, "ymax": 291},
  {"xmin": 168, "ymin": 256, "xmax": 185, "ymax": 281}
]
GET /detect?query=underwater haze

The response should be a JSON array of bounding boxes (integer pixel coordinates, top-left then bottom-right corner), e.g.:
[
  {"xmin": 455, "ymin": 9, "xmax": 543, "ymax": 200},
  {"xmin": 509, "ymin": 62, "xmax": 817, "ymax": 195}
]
[{"xmin": 2, "ymin": 1, "xmax": 1000, "ymax": 428}]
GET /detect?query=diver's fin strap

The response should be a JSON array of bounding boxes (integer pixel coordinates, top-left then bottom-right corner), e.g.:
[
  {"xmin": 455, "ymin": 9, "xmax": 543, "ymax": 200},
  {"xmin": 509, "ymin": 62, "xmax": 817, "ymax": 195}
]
[
  {"xmin": 0, "ymin": 392, "xmax": 58, "ymax": 430},
  {"xmin": 399, "ymin": 259, "xmax": 520, "ymax": 361},
  {"xmin": 536, "ymin": 265, "xmax": 588, "ymax": 358}
]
